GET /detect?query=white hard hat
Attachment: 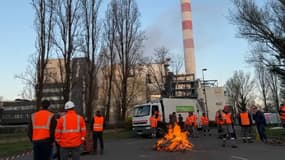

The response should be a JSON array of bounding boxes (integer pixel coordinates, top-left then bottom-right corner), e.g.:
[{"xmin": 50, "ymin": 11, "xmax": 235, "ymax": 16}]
[{"xmin": 64, "ymin": 101, "xmax": 75, "ymax": 110}]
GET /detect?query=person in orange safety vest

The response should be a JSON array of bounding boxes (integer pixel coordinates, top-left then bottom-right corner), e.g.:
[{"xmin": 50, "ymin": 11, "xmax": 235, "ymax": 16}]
[
  {"xmin": 185, "ymin": 112, "xmax": 198, "ymax": 138},
  {"xmin": 220, "ymin": 106, "xmax": 237, "ymax": 148},
  {"xmin": 238, "ymin": 108, "xmax": 252, "ymax": 143},
  {"xmin": 200, "ymin": 112, "xmax": 211, "ymax": 136},
  {"xmin": 215, "ymin": 109, "xmax": 224, "ymax": 135},
  {"xmin": 154, "ymin": 110, "xmax": 161, "ymax": 122},
  {"xmin": 149, "ymin": 112, "xmax": 158, "ymax": 138},
  {"xmin": 28, "ymin": 100, "xmax": 56, "ymax": 160},
  {"xmin": 279, "ymin": 104, "xmax": 285, "ymax": 128},
  {"xmin": 91, "ymin": 110, "xmax": 105, "ymax": 155},
  {"xmin": 55, "ymin": 101, "xmax": 86, "ymax": 160}
]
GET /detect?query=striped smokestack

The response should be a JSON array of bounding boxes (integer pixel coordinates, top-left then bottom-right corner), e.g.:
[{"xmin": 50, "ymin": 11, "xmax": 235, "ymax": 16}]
[{"xmin": 181, "ymin": 0, "xmax": 196, "ymax": 76}]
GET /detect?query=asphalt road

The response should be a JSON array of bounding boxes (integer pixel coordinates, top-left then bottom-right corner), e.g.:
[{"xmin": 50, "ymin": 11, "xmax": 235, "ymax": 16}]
[{"xmin": 17, "ymin": 132, "xmax": 285, "ymax": 160}]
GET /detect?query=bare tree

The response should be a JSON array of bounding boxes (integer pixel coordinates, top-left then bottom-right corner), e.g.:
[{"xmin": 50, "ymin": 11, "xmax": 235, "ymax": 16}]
[
  {"xmin": 225, "ymin": 70, "xmax": 255, "ymax": 112},
  {"xmin": 170, "ymin": 54, "xmax": 183, "ymax": 75},
  {"xmin": 254, "ymin": 63, "xmax": 270, "ymax": 111},
  {"xmin": 31, "ymin": 0, "xmax": 55, "ymax": 110},
  {"xmin": 101, "ymin": 1, "xmax": 118, "ymax": 122},
  {"xmin": 111, "ymin": 0, "xmax": 145, "ymax": 120},
  {"xmin": 267, "ymin": 69, "xmax": 280, "ymax": 112},
  {"xmin": 79, "ymin": 0, "xmax": 102, "ymax": 121},
  {"xmin": 230, "ymin": 0, "xmax": 285, "ymax": 98},
  {"xmin": 15, "ymin": 54, "xmax": 37, "ymax": 100},
  {"xmin": 53, "ymin": 0, "xmax": 81, "ymax": 102},
  {"xmin": 146, "ymin": 47, "xmax": 170, "ymax": 98},
  {"xmin": 246, "ymin": 46, "xmax": 281, "ymax": 111}
]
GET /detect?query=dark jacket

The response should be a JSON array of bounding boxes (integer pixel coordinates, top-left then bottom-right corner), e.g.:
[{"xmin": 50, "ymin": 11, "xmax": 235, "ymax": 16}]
[{"xmin": 253, "ymin": 111, "xmax": 266, "ymax": 126}]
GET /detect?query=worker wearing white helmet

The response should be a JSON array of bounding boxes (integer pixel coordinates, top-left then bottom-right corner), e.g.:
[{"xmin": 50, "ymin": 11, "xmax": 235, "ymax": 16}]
[
  {"xmin": 55, "ymin": 101, "xmax": 86, "ymax": 159},
  {"xmin": 64, "ymin": 101, "xmax": 75, "ymax": 110}
]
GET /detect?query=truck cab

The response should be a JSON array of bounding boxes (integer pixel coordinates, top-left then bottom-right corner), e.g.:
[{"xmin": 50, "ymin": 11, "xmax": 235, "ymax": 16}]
[
  {"xmin": 132, "ymin": 102, "xmax": 162, "ymax": 136},
  {"xmin": 132, "ymin": 98, "xmax": 201, "ymax": 137}
]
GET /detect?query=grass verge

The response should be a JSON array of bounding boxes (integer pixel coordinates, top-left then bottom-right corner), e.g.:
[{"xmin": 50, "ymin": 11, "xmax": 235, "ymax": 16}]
[
  {"xmin": 265, "ymin": 127, "xmax": 285, "ymax": 138},
  {"xmin": 0, "ymin": 129, "xmax": 133, "ymax": 157},
  {"xmin": 0, "ymin": 140, "xmax": 32, "ymax": 157}
]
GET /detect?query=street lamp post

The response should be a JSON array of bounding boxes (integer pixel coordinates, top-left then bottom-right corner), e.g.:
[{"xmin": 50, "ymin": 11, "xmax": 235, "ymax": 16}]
[{"xmin": 202, "ymin": 68, "xmax": 209, "ymax": 118}]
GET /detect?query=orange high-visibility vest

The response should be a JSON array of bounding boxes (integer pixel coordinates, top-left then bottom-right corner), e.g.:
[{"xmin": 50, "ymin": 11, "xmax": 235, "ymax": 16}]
[
  {"xmin": 150, "ymin": 116, "xmax": 158, "ymax": 128},
  {"xmin": 93, "ymin": 116, "xmax": 104, "ymax": 132},
  {"xmin": 240, "ymin": 112, "xmax": 250, "ymax": 125},
  {"xmin": 55, "ymin": 110, "xmax": 86, "ymax": 148},
  {"xmin": 200, "ymin": 116, "xmax": 209, "ymax": 126},
  {"xmin": 186, "ymin": 115, "xmax": 197, "ymax": 126},
  {"xmin": 223, "ymin": 113, "xmax": 232, "ymax": 125},
  {"xmin": 215, "ymin": 112, "xmax": 225, "ymax": 125},
  {"xmin": 32, "ymin": 110, "xmax": 54, "ymax": 141},
  {"xmin": 280, "ymin": 106, "xmax": 285, "ymax": 120}
]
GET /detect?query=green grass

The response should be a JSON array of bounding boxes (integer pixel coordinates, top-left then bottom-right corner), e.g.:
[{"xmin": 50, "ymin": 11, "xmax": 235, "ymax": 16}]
[
  {"xmin": 0, "ymin": 140, "xmax": 32, "ymax": 157},
  {"xmin": 265, "ymin": 127, "xmax": 285, "ymax": 138},
  {"xmin": 0, "ymin": 133, "xmax": 27, "ymax": 138},
  {"xmin": 0, "ymin": 129, "xmax": 134, "ymax": 158}
]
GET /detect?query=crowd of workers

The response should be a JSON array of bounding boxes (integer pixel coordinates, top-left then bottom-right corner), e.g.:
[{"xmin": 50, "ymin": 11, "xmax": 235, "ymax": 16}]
[
  {"xmin": 149, "ymin": 110, "xmax": 211, "ymax": 138},
  {"xmin": 28, "ymin": 99, "xmax": 285, "ymax": 160},
  {"xmin": 149, "ymin": 104, "xmax": 285, "ymax": 149},
  {"xmin": 28, "ymin": 100, "xmax": 105, "ymax": 160}
]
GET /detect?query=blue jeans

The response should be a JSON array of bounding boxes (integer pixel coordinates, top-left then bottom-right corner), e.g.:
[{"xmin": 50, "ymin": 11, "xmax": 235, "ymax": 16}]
[
  {"xmin": 257, "ymin": 124, "xmax": 267, "ymax": 141},
  {"xmin": 33, "ymin": 140, "xmax": 53, "ymax": 160}
]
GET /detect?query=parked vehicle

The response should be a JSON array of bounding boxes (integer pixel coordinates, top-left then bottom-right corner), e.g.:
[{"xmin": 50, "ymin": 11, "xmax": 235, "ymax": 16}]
[{"xmin": 132, "ymin": 98, "xmax": 202, "ymax": 137}]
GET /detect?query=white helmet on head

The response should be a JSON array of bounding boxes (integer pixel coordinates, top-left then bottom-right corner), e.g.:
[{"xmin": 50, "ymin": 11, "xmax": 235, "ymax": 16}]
[{"xmin": 64, "ymin": 101, "xmax": 75, "ymax": 110}]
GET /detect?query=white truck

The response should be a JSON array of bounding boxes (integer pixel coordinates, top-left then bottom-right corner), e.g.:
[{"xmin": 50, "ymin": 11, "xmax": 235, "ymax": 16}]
[{"xmin": 131, "ymin": 98, "xmax": 202, "ymax": 136}]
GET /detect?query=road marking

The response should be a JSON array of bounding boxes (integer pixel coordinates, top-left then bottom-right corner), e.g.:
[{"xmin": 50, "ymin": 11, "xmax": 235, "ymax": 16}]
[{"xmin": 232, "ymin": 156, "xmax": 248, "ymax": 160}]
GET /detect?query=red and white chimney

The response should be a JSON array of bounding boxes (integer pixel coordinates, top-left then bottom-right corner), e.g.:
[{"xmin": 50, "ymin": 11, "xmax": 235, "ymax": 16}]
[{"xmin": 181, "ymin": 0, "xmax": 196, "ymax": 76}]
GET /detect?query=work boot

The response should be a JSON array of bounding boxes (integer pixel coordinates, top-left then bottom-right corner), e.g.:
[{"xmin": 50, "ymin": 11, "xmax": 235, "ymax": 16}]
[
  {"xmin": 100, "ymin": 150, "xmax": 103, "ymax": 155},
  {"xmin": 242, "ymin": 139, "xmax": 247, "ymax": 143}
]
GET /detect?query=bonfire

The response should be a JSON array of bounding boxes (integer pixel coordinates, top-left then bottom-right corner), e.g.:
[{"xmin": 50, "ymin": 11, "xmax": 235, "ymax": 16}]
[{"xmin": 154, "ymin": 123, "xmax": 193, "ymax": 152}]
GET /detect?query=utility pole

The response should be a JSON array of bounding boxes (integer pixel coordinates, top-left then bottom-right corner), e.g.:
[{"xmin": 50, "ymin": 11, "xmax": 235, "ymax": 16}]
[{"xmin": 202, "ymin": 68, "xmax": 208, "ymax": 118}]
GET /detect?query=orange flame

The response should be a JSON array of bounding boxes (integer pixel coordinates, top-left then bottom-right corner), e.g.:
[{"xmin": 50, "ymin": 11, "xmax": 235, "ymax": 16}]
[{"xmin": 154, "ymin": 123, "xmax": 193, "ymax": 152}]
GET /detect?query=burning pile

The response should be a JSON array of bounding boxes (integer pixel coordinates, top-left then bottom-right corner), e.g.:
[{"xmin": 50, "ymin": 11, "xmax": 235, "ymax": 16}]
[{"xmin": 154, "ymin": 123, "xmax": 193, "ymax": 152}]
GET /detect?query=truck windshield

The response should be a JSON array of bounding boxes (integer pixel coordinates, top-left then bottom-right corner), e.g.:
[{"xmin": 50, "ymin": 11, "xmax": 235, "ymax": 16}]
[{"xmin": 133, "ymin": 105, "xmax": 150, "ymax": 117}]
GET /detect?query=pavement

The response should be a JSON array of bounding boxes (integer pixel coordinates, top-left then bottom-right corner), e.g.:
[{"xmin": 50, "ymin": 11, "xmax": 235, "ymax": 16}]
[{"xmin": 15, "ymin": 128, "xmax": 285, "ymax": 160}]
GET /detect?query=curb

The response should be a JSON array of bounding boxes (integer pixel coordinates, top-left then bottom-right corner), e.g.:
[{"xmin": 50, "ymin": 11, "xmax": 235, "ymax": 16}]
[{"xmin": 0, "ymin": 151, "xmax": 32, "ymax": 160}]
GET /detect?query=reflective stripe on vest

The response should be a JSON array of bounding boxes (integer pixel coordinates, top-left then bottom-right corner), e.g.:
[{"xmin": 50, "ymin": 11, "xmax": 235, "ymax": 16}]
[
  {"xmin": 56, "ymin": 115, "xmax": 86, "ymax": 133},
  {"xmin": 240, "ymin": 112, "xmax": 250, "ymax": 125},
  {"xmin": 93, "ymin": 116, "xmax": 104, "ymax": 132},
  {"xmin": 32, "ymin": 111, "xmax": 53, "ymax": 140},
  {"xmin": 32, "ymin": 113, "xmax": 53, "ymax": 129}
]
